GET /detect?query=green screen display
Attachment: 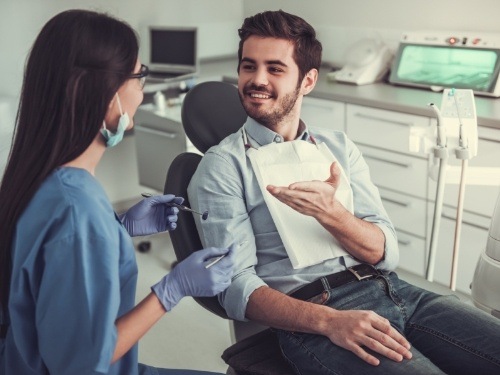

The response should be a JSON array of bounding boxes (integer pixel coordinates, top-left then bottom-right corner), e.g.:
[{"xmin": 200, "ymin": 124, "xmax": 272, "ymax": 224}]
[{"xmin": 391, "ymin": 44, "xmax": 499, "ymax": 91}]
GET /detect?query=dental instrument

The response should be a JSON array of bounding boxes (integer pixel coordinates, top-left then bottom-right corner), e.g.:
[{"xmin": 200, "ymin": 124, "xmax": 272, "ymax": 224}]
[
  {"xmin": 205, "ymin": 241, "xmax": 244, "ymax": 268},
  {"xmin": 425, "ymin": 89, "xmax": 478, "ymax": 290},
  {"xmin": 205, "ymin": 254, "xmax": 226, "ymax": 269},
  {"xmin": 449, "ymin": 90, "xmax": 471, "ymax": 291},
  {"xmin": 141, "ymin": 192, "xmax": 209, "ymax": 220},
  {"xmin": 426, "ymin": 103, "xmax": 448, "ymax": 282}
]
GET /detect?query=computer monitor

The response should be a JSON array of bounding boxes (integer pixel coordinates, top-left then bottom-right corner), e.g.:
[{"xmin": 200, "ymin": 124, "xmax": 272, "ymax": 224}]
[{"xmin": 146, "ymin": 26, "xmax": 198, "ymax": 80}]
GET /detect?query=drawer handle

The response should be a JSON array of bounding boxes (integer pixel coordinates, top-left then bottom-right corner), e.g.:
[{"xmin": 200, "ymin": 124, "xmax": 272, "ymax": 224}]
[
  {"xmin": 441, "ymin": 213, "xmax": 489, "ymax": 231},
  {"xmin": 136, "ymin": 125, "xmax": 178, "ymax": 139},
  {"xmin": 478, "ymin": 136, "xmax": 500, "ymax": 144},
  {"xmin": 398, "ymin": 239, "xmax": 411, "ymax": 246},
  {"xmin": 305, "ymin": 102, "xmax": 335, "ymax": 111},
  {"xmin": 381, "ymin": 196, "xmax": 411, "ymax": 207},
  {"xmin": 354, "ymin": 112, "xmax": 414, "ymax": 127},
  {"xmin": 363, "ymin": 154, "xmax": 412, "ymax": 168}
]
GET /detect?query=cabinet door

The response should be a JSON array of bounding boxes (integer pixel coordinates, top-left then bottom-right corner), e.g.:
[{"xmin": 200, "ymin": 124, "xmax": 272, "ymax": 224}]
[
  {"xmin": 135, "ymin": 125, "xmax": 187, "ymax": 191},
  {"xmin": 301, "ymin": 97, "xmax": 345, "ymax": 132},
  {"xmin": 396, "ymin": 231, "xmax": 427, "ymax": 277},
  {"xmin": 379, "ymin": 189, "xmax": 427, "ymax": 277},
  {"xmin": 427, "ymin": 206, "xmax": 490, "ymax": 294},
  {"xmin": 134, "ymin": 106, "xmax": 186, "ymax": 191},
  {"xmin": 379, "ymin": 188, "xmax": 427, "ymax": 238},
  {"xmin": 357, "ymin": 144, "xmax": 428, "ymax": 200},
  {"xmin": 428, "ymin": 127, "xmax": 500, "ymax": 218},
  {"xmin": 346, "ymin": 104, "xmax": 431, "ymax": 155}
]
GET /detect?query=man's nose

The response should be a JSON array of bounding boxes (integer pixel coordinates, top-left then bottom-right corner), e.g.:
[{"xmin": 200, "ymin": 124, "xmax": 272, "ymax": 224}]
[{"xmin": 252, "ymin": 67, "xmax": 269, "ymax": 86}]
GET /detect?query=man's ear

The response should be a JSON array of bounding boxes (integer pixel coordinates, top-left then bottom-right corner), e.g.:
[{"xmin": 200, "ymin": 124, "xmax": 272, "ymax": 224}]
[{"xmin": 301, "ymin": 68, "xmax": 318, "ymax": 96}]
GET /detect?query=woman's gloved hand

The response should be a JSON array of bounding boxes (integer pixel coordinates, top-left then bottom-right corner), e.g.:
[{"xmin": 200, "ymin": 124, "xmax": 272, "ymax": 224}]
[
  {"xmin": 152, "ymin": 245, "xmax": 236, "ymax": 312},
  {"xmin": 119, "ymin": 194, "xmax": 184, "ymax": 236}
]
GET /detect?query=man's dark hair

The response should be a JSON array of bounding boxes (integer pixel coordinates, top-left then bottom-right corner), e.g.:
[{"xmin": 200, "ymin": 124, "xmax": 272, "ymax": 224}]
[{"xmin": 237, "ymin": 10, "xmax": 322, "ymax": 82}]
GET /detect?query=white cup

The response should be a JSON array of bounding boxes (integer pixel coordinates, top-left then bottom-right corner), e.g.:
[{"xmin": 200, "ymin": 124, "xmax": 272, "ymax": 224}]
[{"xmin": 154, "ymin": 91, "xmax": 166, "ymax": 111}]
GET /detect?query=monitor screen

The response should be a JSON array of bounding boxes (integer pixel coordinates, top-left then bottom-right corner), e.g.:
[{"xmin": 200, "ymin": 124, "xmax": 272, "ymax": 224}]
[
  {"xmin": 390, "ymin": 44, "xmax": 500, "ymax": 92},
  {"xmin": 148, "ymin": 27, "xmax": 197, "ymax": 73}
]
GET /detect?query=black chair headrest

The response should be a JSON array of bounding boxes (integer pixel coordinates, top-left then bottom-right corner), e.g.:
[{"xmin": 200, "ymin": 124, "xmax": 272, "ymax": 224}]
[{"xmin": 181, "ymin": 81, "xmax": 247, "ymax": 153}]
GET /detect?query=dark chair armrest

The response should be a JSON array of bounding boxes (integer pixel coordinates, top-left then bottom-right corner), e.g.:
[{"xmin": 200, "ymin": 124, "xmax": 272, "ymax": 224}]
[{"xmin": 221, "ymin": 329, "xmax": 294, "ymax": 375}]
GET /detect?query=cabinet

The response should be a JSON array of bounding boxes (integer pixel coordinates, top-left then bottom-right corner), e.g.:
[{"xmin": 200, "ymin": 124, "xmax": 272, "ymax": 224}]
[
  {"xmin": 428, "ymin": 207, "xmax": 490, "ymax": 294},
  {"xmin": 301, "ymin": 97, "xmax": 345, "ymax": 132},
  {"xmin": 346, "ymin": 104, "xmax": 432, "ymax": 277},
  {"xmin": 428, "ymin": 127, "xmax": 500, "ymax": 218},
  {"xmin": 132, "ymin": 73, "xmax": 500, "ymax": 293},
  {"xmin": 425, "ymin": 127, "xmax": 500, "ymax": 293},
  {"xmin": 346, "ymin": 104, "xmax": 431, "ymax": 155},
  {"xmin": 134, "ymin": 104, "xmax": 187, "ymax": 191},
  {"xmin": 379, "ymin": 188, "xmax": 427, "ymax": 277},
  {"xmin": 344, "ymin": 103, "xmax": 500, "ymax": 291}
]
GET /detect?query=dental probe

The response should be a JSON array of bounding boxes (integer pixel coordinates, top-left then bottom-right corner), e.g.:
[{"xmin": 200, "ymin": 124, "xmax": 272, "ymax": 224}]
[
  {"xmin": 204, "ymin": 254, "xmax": 226, "ymax": 269},
  {"xmin": 141, "ymin": 193, "xmax": 209, "ymax": 220}
]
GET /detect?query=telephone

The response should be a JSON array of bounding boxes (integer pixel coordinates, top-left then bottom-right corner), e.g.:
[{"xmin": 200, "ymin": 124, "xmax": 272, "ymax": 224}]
[{"xmin": 328, "ymin": 38, "xmax": 393, "ymax": 85}]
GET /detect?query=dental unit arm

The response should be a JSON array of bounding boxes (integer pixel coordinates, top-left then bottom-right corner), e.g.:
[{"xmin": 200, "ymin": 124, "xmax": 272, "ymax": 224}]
[
  {"xmin": 414, "ymin": 89, "xmax": 499, "ymax": 319},
  {"xmin": 425, "ymin": 89, "xmax": 478, "ymax": 290},
  {"xmin": 426, "ymin": 103, "xmax": 448, "ymax": 283},
  {"xmin": 428, "ymin": 103, "xmax": 446, "ymax": 148}
]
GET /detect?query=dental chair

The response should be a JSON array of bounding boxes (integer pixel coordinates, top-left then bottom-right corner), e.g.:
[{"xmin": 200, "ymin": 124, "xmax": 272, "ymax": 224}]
[{"xmin": 163, "ymin": 81, "xmax": 294, "ymax": 375}]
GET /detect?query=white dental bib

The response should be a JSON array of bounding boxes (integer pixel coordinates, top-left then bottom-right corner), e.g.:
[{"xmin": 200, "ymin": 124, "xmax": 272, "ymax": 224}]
[{"xmin": 245, "ymin": 130, "xmax": 354, "ymax": 269}]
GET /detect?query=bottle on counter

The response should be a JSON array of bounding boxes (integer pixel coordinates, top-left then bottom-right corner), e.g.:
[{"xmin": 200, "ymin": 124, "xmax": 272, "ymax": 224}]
[{"xmin": 154, "ymin": 91, "xmax": 166, "ymax": 111}]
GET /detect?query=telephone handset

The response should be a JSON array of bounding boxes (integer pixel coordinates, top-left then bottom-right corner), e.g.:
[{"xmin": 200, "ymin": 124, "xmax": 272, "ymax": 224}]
[{"xmin": 328, "ymin": 38, "xmax": 393, "ymax": 85}]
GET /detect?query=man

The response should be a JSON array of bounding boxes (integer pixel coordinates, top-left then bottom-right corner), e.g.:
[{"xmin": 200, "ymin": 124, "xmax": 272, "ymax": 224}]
[{"xmin": 188, "ymin": 10, "xmax": 500, "ymax": 374}]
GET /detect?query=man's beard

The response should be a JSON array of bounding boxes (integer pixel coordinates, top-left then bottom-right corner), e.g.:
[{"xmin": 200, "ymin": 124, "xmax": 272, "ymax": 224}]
[{"xmin": 239, "ymin": 84, "xmax": 300, "ymax": 127}]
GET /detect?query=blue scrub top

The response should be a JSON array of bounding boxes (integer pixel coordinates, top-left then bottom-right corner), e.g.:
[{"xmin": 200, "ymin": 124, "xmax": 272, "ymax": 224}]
[{"xmin": 1, "ymin": 167, "xmax": 139, "ymax": 374}]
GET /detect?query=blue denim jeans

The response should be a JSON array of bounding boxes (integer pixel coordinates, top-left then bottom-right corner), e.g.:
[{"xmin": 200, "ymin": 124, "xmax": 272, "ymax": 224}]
[
  {"xmin": 138, "ymin": 363, "xmax": 223, "ymax": 375},
  {"xmin": 275, "ymin": 271, "xmax": 500, "ymax": 375}
]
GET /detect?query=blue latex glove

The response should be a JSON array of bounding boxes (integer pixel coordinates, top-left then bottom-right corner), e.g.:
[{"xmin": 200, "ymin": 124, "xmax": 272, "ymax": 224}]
[
  {"xmin": 152, "ymin": 244, "xmax": 236, "ymax": 312},
  {"xmin": 119, "ymin": 194, "xmax": 184, "ymax": 237}
]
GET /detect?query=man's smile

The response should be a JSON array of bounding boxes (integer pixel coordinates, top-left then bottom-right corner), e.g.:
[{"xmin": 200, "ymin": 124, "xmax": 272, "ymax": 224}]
[{"xmin": 249, "ymin": 92, "xmax": 271, "ymax": 99}]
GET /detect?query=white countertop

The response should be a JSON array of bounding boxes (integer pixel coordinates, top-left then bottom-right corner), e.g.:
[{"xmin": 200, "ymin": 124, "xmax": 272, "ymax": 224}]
[{"xmin": 202, "ymin": 57, "xmax": 500, "ymax": 130}]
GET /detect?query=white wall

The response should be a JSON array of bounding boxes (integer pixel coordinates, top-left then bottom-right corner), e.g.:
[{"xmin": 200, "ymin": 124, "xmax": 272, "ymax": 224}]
[
  {"xmin": 0, "ymin": 0, "xmax": 243, "ymax": 203},
  {"xmin": 243, "ymin": 0, "xmax": 500, "ymax": 32},
  {"xmin": 0, "ymin": 0, "xmax": 243, "ymax": 97},
  {"xmin": 3, "ymin": 0, "xmax": 500, "ymax": 202},
  {"xmin": 243, "ymin": 0, "xmax": 500, "ymax": 66}
]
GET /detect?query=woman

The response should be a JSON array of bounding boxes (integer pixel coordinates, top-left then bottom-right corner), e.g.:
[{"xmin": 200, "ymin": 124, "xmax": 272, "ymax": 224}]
[{"xmin": 0, "ymin": 10, "xmax": 233, "ymax": 375}]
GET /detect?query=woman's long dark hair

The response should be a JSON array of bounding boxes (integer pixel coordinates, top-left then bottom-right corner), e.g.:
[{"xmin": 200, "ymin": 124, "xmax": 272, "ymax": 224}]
[{"xmin": 0, "ymin": 10, "xmax": 138, "ymax": 313}]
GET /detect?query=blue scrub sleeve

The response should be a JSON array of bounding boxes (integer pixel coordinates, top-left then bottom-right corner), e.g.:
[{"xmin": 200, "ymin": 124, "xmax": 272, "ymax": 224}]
[{"xmin": 36, "ymin": 233, "xmax": 121, "ymax": 374}]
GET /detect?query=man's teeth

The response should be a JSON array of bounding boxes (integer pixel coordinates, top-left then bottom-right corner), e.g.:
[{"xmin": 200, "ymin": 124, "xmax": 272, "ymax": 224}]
[{"xmin": 250, "ymin": 93, "xmax": 270, "ymax": 99}]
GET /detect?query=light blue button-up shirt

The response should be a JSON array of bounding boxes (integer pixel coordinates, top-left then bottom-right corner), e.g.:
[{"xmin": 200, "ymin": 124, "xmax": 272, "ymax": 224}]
[{"xmin": 188, "ymin": 117, "xmax": 399, "ymax": 321}]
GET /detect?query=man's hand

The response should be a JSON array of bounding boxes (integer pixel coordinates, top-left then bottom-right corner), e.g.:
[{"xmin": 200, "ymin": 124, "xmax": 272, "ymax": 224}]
[
  {"xmin": 325, "ymin": 309, "xmax": 412, "ymax": 366},
  {"xmin": 324, "ymin": 162, "xmax": 341, "ymax": 187},
  {"xmin": 266, "ymin": 162, "xmax": 341, "ymax": 219}
]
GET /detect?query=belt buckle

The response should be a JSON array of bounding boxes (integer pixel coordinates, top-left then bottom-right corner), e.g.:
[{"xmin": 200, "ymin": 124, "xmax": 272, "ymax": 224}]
[{"xmin": 348, "ymin": 265, "xmax": 377, "ymax": 281}]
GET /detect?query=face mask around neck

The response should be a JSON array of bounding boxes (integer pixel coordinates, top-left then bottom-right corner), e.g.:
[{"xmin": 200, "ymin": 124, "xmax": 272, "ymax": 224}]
[{"xmin": 101, "ymin": 93, "xmax": 130, "ymax": 147}]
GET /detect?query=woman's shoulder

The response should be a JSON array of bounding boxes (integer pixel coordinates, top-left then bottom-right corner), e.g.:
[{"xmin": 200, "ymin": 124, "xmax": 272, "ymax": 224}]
[
  {"xmin": 44, "ymin": 167, "xmax": 111, "ymax": 209},
  {"xmin": 21, "ymin": 168, "xmax": 115, "ymax": 235}
]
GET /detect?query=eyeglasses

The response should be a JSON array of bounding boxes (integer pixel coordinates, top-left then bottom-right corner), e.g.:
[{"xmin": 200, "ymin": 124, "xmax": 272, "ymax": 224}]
[{"xmin": 129, "ymin": 64, "xmax": 149, "ymax": 89}]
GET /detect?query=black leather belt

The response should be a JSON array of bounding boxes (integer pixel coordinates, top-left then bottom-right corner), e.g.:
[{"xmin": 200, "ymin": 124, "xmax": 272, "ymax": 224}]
[{"xmin": 289, "ymin": 264, "xmax": 380, "ymax": 301}]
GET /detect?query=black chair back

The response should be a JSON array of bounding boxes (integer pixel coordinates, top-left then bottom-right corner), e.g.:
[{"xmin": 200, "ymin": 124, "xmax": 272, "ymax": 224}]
[
  {"xmin": 164, "ymin": 81, "xmax": 246, "ymax": 319},
  {"xmin": 163, "ymin": 81, "xmax": 294, "ymax": 374},
  {"xmin": 181, "ymin": 81, "xmax": 247, "ymax": 153}
]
